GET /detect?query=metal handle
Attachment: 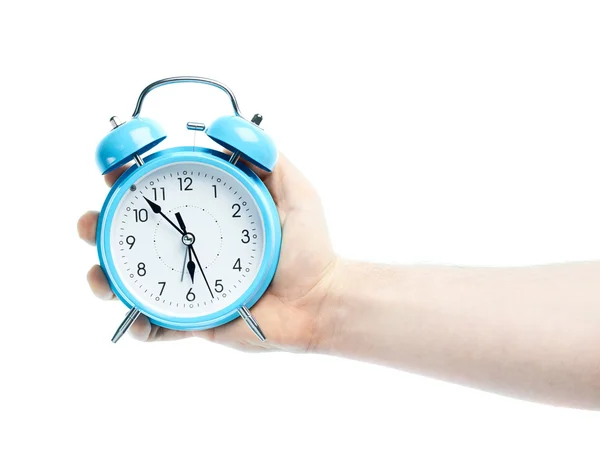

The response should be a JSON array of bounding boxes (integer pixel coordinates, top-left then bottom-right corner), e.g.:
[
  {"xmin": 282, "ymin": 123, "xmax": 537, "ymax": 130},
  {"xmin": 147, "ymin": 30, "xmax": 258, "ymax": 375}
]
[{"xmin": 131, "ymin": 76, "xmax": 242, "ymax": 118}]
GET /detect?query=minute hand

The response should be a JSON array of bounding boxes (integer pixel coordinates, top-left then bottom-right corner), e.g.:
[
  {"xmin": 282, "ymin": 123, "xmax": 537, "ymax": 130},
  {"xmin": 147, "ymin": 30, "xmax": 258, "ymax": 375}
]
[
  {"xmin": 190, "ymin": 245, "xmax": 214, "ymax": 299},
  {"xmin": 143, "ymin": 197, "xmax": 184, "ymax": 235}
]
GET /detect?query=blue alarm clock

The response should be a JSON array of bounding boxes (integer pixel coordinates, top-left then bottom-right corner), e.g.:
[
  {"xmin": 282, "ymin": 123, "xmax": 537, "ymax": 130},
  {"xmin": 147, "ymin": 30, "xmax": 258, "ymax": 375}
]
[{"xmin": 95, "ymin": 77, "xmax": 281, "ymax": 343}]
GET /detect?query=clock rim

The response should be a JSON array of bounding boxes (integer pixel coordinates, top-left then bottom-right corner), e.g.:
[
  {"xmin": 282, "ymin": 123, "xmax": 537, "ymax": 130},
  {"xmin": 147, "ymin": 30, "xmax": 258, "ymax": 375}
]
[{"xmin": 96, "ymin": 146, "xmax": 281, "ymax": 330}]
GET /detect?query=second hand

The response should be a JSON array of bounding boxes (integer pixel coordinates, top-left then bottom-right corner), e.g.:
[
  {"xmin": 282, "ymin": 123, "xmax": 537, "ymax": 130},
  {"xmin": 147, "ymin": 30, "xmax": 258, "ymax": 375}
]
[
  {"xmin": 190, "ymin": 245, "xmax": 214, "ymax": 299},
  {"xmin": 180, "ymin": 250, "xmax": 187, "ymax": 282}
]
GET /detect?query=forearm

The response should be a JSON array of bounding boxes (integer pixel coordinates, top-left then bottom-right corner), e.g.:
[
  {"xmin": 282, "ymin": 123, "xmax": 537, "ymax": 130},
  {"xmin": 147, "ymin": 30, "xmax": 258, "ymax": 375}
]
[{"xmin": 317, "ymin": 260, "xmax": 600, "ymax": 409}]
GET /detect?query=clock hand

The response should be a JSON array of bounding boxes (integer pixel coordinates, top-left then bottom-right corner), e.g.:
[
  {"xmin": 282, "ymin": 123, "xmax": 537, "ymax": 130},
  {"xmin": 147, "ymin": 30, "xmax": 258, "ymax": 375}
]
[
  {"xmin": 180, "ymin": 249, "xmax": 187, "ymax": 282},
  {"xmin": 238, "ymin": 305, "xmax": 266, "ymax": 342},
  {"xmin": 187, "ymin": 246, "xmax": 195, "ymax": 284},
  {"xmin": 111, "ymin": 307, "xmax": 141, "ymax": 343},
  {"xmin": 175, "ymin": 212, "xmax": 187, "ymax": 233},
  {"xmin": 143, "ymin": 197, "xmax": 184, "ymax": 235},
  {"xmin": 190, "ymin": 245, "xmax": 214, "ymax": 299}
]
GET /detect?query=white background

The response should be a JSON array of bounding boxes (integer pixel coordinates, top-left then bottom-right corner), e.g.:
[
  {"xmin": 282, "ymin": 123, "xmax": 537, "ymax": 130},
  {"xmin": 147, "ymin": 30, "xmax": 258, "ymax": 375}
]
[{"xmin": 1, "ymin": 1, "xmax": 599, "ymax": 466}]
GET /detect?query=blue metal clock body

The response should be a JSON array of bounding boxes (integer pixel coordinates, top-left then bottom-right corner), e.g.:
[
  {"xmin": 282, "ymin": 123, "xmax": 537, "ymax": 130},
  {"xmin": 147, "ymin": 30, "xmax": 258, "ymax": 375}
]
[
  {"xmin": 94, "ymin": 77, "xmax": 280, "ymax": 341},
  {"xmin": 97, "ymin": 147, "xmax": 281, "ymax": 331}
]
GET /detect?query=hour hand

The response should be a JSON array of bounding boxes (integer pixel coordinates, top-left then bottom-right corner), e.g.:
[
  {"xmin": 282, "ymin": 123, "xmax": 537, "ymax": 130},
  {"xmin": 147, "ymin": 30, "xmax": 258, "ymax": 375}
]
[{"xmin": 175, "ymin": 212, "xmax": 187, "ymax": 233}]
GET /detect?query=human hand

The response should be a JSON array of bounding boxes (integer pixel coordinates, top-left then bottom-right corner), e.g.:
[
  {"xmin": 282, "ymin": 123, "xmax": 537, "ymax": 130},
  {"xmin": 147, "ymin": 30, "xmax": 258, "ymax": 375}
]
[{"xmin": 77, "ymin": 154, "xmax": 338, "ymax": 352}]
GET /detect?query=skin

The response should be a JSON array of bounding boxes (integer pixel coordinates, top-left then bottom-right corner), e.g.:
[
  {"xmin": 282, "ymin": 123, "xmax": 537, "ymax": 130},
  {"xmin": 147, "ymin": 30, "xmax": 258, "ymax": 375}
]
[{"xmin": 78, "ymin": 154, "xmax": 600, "ymax": 410}]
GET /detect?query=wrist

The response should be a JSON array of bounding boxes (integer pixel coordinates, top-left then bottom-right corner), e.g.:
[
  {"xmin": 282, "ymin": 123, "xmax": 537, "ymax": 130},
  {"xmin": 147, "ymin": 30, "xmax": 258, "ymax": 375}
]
[
  {"xmin": 310, "ymin": 257, "xmax": 355, "ymax": 354},
  {"xmin": 310, "ymin": 260, "xmax": 409, "ymax": 358}
]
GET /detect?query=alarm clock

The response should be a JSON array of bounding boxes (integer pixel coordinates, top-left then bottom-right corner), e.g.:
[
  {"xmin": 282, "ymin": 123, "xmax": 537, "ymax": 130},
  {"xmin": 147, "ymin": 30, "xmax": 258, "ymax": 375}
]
[{"xmin": 95, "ymin": 77, "xmax": 281, "ymax": 343}]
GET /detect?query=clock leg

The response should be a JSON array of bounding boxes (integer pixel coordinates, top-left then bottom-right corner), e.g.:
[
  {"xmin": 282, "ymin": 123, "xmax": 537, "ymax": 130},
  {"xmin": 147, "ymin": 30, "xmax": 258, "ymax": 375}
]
[
  {"xmin": 111, "ymin": 307, "xmax": 141, "ymax": 343},
  {"xmin": 238, "ymin": 305, "xmax": 266, "ymax": 342}
]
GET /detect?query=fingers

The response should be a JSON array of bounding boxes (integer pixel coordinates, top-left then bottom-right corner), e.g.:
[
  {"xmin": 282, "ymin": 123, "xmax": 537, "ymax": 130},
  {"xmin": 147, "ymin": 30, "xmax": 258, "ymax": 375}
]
[
  {"xmin": 104, "ymin": 163, "xmax": 131, "ymax": 187},
  {"xmin": 139, "ymin": 324, "xmax": 192, "ymax": 342},
  {"xmin": 129, "ymin": 314, "xmax": 152, "ymax": 341},
  {"xmin": 77, "ymin": 211, "xmax": 99, "ymax": 246},
  {"xmin": 193, "ymin": 324, "xmax": 270, "ymax": 352},
  {"xmin": 87, "ymin": 265, "xmax": 114, "ymax": 300},
  {"xmin": 192, "ymin": 316, "xmax": 251, "ymax": 344},
  {"xmin": 128, "ymin": 315, "xmax": 192, "ymax": 342}
]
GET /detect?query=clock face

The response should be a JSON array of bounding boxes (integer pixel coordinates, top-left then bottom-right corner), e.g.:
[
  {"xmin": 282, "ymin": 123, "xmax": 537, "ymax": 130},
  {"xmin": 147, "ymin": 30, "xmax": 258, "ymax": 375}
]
[{"xmin": 107, "ymin": 161, "xmax": 265, "ymax": 318}]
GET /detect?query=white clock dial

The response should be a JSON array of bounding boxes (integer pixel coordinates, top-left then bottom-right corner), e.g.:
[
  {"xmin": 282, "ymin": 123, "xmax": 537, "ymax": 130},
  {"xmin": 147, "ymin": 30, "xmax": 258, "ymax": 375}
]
[{"xmin": 108, "ymin": 162, "xmax": 265, "ymax": 317}]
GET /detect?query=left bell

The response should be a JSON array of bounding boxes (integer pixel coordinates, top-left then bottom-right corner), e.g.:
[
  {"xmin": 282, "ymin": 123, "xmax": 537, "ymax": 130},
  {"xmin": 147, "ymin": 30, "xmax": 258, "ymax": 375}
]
[{"xmin": 96, "ymin": 117, "xmax": 167, "ymax": 174}]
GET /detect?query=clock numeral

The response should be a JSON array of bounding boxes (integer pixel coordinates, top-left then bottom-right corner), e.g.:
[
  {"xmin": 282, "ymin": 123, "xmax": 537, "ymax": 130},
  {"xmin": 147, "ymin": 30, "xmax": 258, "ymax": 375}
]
[
  {"xmin": 214, "ymin": 279, "xmax": 224, "ymax": 293},
  {"xmin": 133, "ymin": 208, "xmax": 148, "ymax": 222},
  {"xmin": 126, "ymin": 235, "xmax": 136, "ymax": 249},
  {"xmin": 232, "ymin": 204, "xmax": 241, "ymax": 218},
  {"xmin": 178, "ymin": 177, "xmax": 193, "ymax": 191},
  {"xmin": 158, "ymin": 281, "xmax": 166, "ymax": 296},
  {"xmin": 186, "ymin": 288, "xmax": 196, "ymax": 302},
  {"xmin": 233, "ymin": 258, "xmax": 242, "ymax": 271},
  {"xmin": 137, "ymin": 262, "xmax": 146, "ymax": 276},
  {"xmin": 152, "ymin": 187, "xmax": 166, "ymax": 201},
  {"xmin": 241, "ymin": 229, "xmax": 250, "ymax": 243},
  {"xmin": 212, "ymin": 185, "xmax": 217, "ymax": 198}
]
